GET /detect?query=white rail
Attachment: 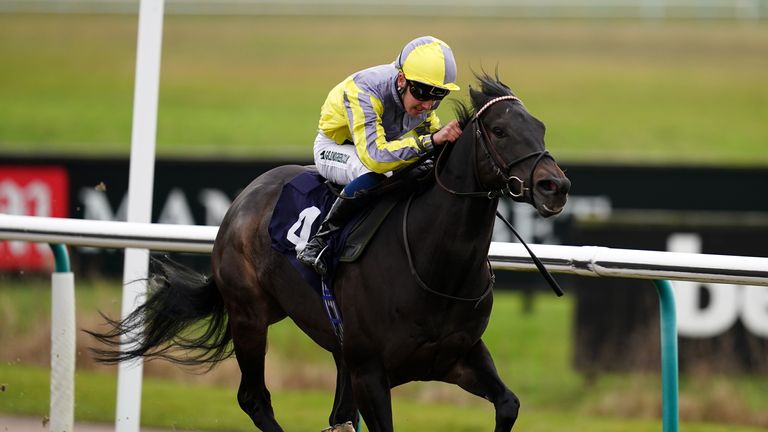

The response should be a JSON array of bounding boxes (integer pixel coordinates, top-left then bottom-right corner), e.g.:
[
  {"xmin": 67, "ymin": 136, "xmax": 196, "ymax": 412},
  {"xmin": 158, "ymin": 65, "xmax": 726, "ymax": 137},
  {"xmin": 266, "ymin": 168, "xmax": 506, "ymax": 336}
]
[
  {"xmin": 2, "ymin": 214, "xmax": 767, "ymax": 286},
  {"xmin": 489, "ymin": 243, "xmax": 768, "ymax": 287},
  {"xmin": 0, "ymin": 214, "xmax": 217, "ymax": 253}
]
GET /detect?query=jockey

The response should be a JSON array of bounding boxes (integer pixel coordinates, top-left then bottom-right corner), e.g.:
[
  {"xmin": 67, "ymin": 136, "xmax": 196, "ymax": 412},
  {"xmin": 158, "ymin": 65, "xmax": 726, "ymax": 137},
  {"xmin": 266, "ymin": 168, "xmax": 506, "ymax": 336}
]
[{"xmin": 297, "ymin": 35, "xmax": 463, "ymax": 276}]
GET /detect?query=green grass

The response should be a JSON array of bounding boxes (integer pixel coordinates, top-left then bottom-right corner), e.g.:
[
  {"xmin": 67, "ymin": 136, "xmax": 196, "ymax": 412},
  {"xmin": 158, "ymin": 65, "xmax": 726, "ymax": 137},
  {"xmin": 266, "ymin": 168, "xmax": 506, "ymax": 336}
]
[
  {"xmin": 2, "ymin": 279, "xmax": 767, "ymax": 430},
  {"xmin": 1, "ymin": 14, "xmax": 767, "ymax": 164},
  {"xmin": 3, "ymin": 360, "xmax": 767, "ymax": 432}
]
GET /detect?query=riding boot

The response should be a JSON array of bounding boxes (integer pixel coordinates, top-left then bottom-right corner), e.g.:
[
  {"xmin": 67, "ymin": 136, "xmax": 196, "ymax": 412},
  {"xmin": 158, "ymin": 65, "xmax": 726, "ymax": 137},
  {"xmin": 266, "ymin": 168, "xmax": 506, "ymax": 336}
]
[{"xmin": 297, "ymin": 194, "xmax": 359, "ymax": 276}]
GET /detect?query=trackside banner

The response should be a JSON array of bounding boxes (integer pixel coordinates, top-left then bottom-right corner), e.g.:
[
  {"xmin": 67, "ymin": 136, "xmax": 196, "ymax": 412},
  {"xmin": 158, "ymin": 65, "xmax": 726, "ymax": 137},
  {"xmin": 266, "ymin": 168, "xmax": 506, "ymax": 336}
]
[
  {"xmin": 1, "ymin": 156, "xmax": 767, "ymax": 372},
  {"xmin": 0, "ymin": 165, "xmax": 68, "ymax": 270}
]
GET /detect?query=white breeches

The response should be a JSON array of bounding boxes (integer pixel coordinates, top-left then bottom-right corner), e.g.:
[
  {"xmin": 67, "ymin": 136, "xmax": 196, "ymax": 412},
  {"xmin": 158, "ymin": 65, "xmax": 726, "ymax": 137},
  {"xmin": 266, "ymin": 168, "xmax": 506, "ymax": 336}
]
[{"xmin": 312, "ymin": 132, "xmax": 373, "ymax": 186}]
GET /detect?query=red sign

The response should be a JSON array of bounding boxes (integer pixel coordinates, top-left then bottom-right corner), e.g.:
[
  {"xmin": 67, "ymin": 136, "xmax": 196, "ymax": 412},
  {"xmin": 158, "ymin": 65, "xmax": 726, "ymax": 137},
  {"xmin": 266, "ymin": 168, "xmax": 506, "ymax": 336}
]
[{"xmin": 0, "ymin": 166, "xmax": 69, "ymax": 270}]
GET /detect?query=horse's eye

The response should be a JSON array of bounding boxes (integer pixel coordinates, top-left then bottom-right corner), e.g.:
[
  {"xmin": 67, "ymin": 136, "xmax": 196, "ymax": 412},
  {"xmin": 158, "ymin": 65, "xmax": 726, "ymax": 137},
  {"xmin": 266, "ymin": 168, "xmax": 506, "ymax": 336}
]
[{"xmin": 492, "ymin": 127, "xmax": 506, "ymax": 138}]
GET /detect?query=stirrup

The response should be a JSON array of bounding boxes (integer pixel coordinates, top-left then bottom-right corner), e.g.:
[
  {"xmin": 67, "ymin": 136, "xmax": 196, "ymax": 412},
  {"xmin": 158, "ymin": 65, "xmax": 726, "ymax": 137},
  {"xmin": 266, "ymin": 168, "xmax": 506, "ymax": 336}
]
[{"xmin": 311, "ymin": 245, "xmax": 330, "ymax": 276}]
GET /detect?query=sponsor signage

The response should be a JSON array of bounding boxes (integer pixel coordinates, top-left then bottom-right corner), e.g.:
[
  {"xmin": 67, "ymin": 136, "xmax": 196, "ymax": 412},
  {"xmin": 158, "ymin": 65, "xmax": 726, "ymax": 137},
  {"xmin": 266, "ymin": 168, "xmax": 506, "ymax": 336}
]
[
  {"xmin": 569, "ymin": 223, "xmax": 768, "ymax": 373},
  {"xmin": 1, "ymin": 156, "xmax": 766, "ymax": 371},
  {"xmin": 0, "ymin": 166, "xmax": 69, "ymax": 270}
]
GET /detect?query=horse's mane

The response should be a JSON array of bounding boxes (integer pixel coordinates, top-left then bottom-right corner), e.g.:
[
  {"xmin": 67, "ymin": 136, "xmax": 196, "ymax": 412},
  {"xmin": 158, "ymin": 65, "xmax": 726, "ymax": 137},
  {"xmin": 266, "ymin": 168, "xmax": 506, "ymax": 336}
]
[{"xmin": 453, "ymin": 71, "xmax": 515, "ymax": 129}]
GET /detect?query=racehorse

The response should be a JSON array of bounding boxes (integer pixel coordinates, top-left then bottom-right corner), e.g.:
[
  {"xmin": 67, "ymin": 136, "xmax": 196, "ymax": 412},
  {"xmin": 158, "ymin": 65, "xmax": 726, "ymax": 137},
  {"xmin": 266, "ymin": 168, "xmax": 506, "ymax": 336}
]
[{"xmin": 89, "ymin": 72, "xmax": 571, "ymax": 432}]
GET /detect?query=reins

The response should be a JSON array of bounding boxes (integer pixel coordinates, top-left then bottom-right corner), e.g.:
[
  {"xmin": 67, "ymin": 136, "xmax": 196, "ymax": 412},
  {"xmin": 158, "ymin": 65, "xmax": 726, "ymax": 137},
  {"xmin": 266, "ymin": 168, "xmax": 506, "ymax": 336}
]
[
  {"xmin": 494, "ymin": 210, "xmax": 563, "ymax": 296},
  {"xmin": 402, "ymin": 193, "xmax": 494, "ymax": 308}
]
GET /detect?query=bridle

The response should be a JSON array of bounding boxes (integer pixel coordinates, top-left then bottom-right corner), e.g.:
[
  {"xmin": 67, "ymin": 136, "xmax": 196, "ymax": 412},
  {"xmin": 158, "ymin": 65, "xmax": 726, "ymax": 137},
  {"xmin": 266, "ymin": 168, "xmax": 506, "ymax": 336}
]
[
  {"xmin": 406, "ymin": 94, "xmax": 565, "ymax": 299},
  {"xmin": 434, "ymin": 95, "xmax": 553, "ymax": 207}
]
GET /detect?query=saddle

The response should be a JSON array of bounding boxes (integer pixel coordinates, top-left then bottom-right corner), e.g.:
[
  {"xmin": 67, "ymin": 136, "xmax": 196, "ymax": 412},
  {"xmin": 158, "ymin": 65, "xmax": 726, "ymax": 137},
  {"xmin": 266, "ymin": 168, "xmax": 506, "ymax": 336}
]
[
  {"xmin": 336, "ymin": 185, "xmax": 400, "ymax": 263},
  {"xmin": 268, "ymin": 168, "xmax": 424, "ymax": 292}
]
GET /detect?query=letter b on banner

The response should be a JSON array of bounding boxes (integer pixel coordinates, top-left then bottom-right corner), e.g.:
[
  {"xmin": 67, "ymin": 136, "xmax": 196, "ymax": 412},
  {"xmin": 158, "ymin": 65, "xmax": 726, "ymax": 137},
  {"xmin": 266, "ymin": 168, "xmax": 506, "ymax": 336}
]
[{"xmin": 669, "ymin": 233, "xmax": 768, "ymax": 339}]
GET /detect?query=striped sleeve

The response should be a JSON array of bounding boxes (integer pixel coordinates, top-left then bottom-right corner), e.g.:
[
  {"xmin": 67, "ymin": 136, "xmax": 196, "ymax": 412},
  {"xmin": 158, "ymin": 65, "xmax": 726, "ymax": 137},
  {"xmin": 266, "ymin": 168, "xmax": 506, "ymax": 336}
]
[
  {"xmin": 343, "ymin": 81, "xmax": 433, "ymax": 173},
  {"xmin": 426, "ymin": 110, "xmax": 442, "ymax": 133}
]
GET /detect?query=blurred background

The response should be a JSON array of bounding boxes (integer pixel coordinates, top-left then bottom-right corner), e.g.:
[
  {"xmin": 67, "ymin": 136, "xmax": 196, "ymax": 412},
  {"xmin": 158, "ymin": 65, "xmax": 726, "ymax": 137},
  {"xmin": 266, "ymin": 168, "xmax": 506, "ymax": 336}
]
[{"xmin": 1, "ymin": 1, "xmax": 767, "ymax": 431}]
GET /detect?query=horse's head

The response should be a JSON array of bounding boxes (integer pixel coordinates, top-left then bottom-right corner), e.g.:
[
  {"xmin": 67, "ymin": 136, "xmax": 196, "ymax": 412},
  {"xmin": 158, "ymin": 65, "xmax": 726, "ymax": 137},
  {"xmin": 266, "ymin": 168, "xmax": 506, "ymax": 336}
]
[{"xmin": 454, "ymin": 72, "xmax": 570, "ymax": 217}]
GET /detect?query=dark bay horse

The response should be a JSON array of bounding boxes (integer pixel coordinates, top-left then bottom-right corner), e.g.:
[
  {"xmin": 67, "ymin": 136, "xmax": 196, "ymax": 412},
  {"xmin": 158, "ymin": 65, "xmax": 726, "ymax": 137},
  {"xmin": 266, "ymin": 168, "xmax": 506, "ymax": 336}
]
[{"xmin": 90, "ymin": 72, "xmax": 571, "ymax": 432}]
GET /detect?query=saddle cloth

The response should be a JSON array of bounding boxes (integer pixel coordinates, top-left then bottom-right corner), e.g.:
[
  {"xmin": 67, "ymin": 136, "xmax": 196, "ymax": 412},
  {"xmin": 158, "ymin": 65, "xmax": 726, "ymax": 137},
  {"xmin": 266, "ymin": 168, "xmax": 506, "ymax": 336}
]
[{"xmin": 268, "ymin": 171, "xmax": 398, "ymax": 292}]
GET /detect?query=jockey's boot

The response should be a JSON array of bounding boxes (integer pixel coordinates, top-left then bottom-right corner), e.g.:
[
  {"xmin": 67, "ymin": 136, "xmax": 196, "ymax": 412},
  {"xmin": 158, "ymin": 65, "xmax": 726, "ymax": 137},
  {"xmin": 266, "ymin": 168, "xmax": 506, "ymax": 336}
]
[{"xmin": 297, "ymin": 194, "xmax": 358, "ymax": 276}]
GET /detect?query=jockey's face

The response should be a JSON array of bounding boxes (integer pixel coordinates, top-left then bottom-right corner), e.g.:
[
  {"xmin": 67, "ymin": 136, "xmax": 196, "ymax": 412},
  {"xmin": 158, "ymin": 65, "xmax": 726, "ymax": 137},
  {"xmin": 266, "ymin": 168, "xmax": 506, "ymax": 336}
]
[{"xmin": 397, "ymin": 73, "xmax": 437, "ymax": 117}]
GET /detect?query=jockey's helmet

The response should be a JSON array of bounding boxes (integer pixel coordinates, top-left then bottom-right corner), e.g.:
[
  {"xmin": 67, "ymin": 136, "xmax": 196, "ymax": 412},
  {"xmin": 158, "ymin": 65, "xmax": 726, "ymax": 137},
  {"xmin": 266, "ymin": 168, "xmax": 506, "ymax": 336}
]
[{"xmin": 395, "ymin": 36, "xmax": 460, "ymax": 97}]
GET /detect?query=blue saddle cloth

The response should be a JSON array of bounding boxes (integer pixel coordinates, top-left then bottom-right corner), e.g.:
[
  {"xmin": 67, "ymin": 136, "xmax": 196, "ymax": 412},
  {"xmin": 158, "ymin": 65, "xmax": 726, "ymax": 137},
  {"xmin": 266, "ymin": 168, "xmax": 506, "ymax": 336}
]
[{"xmin": 268, "ymin": 171, "xmax": 358, "ymax": 293}]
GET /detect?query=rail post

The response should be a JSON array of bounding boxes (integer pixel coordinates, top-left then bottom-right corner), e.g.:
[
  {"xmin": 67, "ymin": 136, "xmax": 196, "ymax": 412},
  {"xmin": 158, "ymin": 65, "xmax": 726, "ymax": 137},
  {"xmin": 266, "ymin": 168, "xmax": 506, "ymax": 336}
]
[
  {"xmin": 654, "ymin": 279, "xmax": 679, "ymax": 432},
  {"xmin": 49, "ymin": 243, "xmax": 75, "ymax": 432}
]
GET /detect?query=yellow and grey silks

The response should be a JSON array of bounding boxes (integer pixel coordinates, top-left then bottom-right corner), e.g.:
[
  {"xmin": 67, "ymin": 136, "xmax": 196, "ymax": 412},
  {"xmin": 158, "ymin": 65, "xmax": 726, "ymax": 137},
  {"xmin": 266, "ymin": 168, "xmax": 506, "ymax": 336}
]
[
  {"xmin": 318, "ymin": 36, "xmax": 459, "ymax": 174},
  {"xmin": 317, "ymin": 64, "xmax": 441, "ymax": 174}
]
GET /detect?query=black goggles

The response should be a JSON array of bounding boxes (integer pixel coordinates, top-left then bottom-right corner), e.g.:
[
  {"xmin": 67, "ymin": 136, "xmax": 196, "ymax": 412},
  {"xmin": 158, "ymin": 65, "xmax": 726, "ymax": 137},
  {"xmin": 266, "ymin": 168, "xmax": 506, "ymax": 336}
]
[{"xmin": 407, "ymin": 80, "xmax": 449, "ymax": 101}]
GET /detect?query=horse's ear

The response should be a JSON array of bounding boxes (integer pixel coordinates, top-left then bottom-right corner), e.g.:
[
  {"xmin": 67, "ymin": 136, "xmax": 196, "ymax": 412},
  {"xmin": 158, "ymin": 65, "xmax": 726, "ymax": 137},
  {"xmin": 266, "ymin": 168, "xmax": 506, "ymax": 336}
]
[{"xmin": 468, "ymin": 85, "xmax": 484, "ymax": 107}]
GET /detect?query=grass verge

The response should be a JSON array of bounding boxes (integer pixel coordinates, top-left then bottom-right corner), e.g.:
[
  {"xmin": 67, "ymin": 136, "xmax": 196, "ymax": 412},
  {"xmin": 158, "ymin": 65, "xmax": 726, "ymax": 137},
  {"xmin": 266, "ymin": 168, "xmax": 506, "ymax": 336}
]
[
  {"xmin": 3, "ymin": 363, "xmax": 768, "ymax": 432},
  {"xmin": 1, "ymin": 279, "xmax": 767, "ymax": 430},
  {"xmin": 1, "ymin": 15, "xmax": 766, "ymax": 165}
]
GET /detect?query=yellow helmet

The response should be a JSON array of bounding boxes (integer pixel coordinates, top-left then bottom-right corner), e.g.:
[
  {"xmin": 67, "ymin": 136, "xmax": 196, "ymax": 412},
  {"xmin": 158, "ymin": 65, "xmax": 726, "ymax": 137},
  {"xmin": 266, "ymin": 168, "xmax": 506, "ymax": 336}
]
[{"xmin": 395, "ymin": 36, "xmax": 460, "ymax": 92}]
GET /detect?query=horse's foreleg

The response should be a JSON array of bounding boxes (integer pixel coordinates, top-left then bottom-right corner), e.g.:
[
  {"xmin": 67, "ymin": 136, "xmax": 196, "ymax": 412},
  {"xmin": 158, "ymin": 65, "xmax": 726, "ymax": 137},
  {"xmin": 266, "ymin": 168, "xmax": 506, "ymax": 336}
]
[
  {"xmin": 348, "ymin": 360, "xmax": 393, "ymax": 432},
  {"xmin": 442, "ymin": 340, "xmax": 520, "ymax": 432},
  {"xmin": 329, "ymin": 352, "xmax": 359, "ymax": 428}
]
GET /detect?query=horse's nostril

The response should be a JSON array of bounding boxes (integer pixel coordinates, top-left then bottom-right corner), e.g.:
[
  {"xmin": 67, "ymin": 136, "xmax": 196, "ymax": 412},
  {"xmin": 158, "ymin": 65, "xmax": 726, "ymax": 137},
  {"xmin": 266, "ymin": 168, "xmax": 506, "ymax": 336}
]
[
  {"xmin": 538, "ymin": 180, "xmax": 557, "ymax": 193},
  {"xmin": 537, "ymin": 177, "xmax": 570, "ymax": 194}
]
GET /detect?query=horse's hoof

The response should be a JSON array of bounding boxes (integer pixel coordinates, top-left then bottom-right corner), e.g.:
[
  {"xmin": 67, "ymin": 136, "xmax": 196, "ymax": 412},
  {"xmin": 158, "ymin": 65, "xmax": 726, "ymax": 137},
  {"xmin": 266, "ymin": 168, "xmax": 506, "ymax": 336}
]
[
  {"xmin": 336, "ymin": 422, "xmax": 355, "ymax": 432},
  {"xmin": 321, "ymin": 421, "xmax": 355, "ymax": 432}
]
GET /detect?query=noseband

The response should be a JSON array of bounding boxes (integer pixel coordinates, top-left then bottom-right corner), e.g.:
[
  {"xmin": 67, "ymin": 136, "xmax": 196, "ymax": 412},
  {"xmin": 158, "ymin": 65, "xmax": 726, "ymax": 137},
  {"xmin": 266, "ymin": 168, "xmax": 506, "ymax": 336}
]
[{"xmin": 435, "ymin": 95, "xmax": 553, "ymax": 205}]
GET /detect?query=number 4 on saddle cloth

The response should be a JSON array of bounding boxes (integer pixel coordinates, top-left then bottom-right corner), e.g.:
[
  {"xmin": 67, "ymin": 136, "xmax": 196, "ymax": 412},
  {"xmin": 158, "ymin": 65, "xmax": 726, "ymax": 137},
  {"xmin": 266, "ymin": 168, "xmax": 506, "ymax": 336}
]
[{"xmin": 268, "ymin": 171, "xmax": 399, "ymax": 294}]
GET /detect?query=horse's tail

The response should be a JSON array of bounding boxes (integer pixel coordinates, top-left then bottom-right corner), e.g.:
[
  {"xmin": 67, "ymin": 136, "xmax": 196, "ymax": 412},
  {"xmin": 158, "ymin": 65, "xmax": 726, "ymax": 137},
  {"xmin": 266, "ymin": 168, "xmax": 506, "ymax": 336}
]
[{"xmin": 87, "ymin": 257, "xmax": 233, "ymax": 368}]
